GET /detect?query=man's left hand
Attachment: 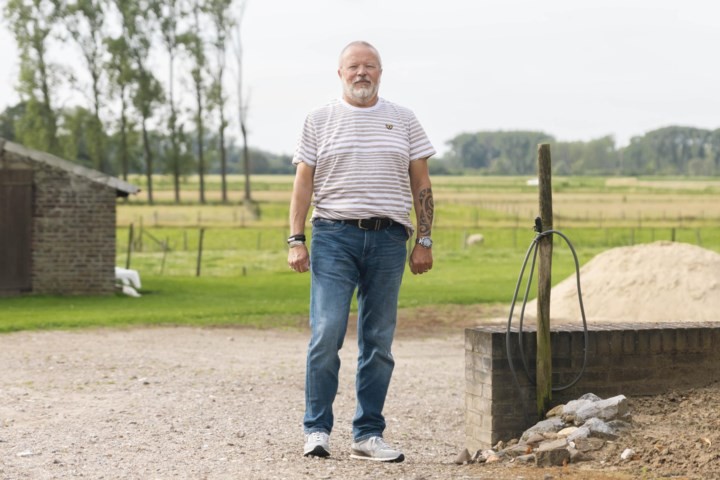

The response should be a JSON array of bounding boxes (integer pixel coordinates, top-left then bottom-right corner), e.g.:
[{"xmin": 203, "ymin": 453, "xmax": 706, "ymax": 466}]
[{"xmin": 409, "ymin": 245, "xmax": 433, "ymax": 275}]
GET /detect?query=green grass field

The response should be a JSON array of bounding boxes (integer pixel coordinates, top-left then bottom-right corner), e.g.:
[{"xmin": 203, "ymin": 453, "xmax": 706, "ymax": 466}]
[
  {"xmin": 2, "ymin": 175, "xmax": 719, "ymax": 333},
  {"xmin": 0, "ymin": 244, "xmax": 591, "ymax": 333}
]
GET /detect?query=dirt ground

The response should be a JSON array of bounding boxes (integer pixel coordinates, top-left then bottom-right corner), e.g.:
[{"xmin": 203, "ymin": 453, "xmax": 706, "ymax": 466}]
[{"xmin": 1, "ymin": 304, "xmax": 718, "ymax": 480}]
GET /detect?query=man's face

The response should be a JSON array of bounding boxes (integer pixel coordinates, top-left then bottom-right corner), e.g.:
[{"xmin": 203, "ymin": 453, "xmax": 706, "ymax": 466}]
[{"xmin": 338, "ymin": 45, "xmax": 382, "ymax": 107}]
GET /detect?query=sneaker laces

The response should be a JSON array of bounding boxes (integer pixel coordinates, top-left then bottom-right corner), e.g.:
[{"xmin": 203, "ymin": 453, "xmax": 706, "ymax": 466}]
[
  {"xmin": 307, "ymin": 432, "xmax": 327, "ymax": 442},
  {"xmin": 371, "ymin": 437, "xmax": 391, "ymax": 450}
]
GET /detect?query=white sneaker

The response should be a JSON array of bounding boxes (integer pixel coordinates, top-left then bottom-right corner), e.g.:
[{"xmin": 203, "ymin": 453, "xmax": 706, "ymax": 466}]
[
  {"xmin": 303, "ymin": 432, "xmax": 330, "ymax": 458},
  {"xmin": 350, "ymin": 436, "xmax": 405, "ymax": 463}
]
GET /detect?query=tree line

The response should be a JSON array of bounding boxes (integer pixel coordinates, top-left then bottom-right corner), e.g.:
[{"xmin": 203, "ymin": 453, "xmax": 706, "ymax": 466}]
[
  {"xmin": 2, "ymin": 0, "xmax": 717, "ymax": 196},
  {"xmin": 436, "ymin": 126, "xmax": 720, "ymax": 176},
  {"xmin": 1, "ymin": 0, "xmax": 258, "ymax": 204}
]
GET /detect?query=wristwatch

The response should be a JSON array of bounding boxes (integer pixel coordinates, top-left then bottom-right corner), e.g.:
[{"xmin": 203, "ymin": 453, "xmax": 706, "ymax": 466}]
[{"xmin": 416, "ymin": 237, "xmax": 433, "ymax": 248}]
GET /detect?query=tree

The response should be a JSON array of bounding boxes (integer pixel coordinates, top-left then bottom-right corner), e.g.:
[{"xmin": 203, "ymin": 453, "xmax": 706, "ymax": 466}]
[
  {"xmin": 115, "ymin": 0, "xmax": 164, "ymax": 204},
  {"xmin": 62, "ymin": 0, "xmax": 109, "ymax": 172},
  {"xmin": 4, "ymin": 0, "xmax": 62, "ymax": 154},
  {"xmin": 0, "ymin": 103, "xmax": 26, "ymax": 140},
  {"xmin": 444, "ymin": 131, "xmax": 553, "ymax": 174},
  {"xmin": 183, "ymin": 1, "xmax": 209, "ymax": 203},
  {"xmin": 207, "ymin": 0, "xmax": 234, "ymax": 203},
  {"xmin": 57, "ymin": 105, "xmax": 97, "ymax": 167},
  {"xmin": 621, "ymin": 127, "xmax": 712, "ymax": 176},
  {"xmin": 105, "ymin": 33, "xmax": 135, "ymax": 180},
  {"xmin": 155, "ymin": 0, "xmax": 188, "ymax": 203},
  {"xmin": 232, "ymin": 0, "xmax": 252, "ymax": 203}
]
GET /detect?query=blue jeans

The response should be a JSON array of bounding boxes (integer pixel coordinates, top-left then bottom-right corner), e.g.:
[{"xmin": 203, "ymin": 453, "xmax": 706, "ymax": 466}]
[{"xmin": 303, "ymin": 218, "xmax": 408, "ymax": 441}]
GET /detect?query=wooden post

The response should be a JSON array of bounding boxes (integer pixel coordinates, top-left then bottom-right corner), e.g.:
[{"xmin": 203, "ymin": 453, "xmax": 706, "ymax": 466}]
[
  {"xmin": 125, "ymin": 223, "xmax": 134, "ymax": 269},
  {"xmin": 196, "ymin": 228, "xmax": 205, "ymax": 277},
  {"xmin": 160, "ymin": 237, "xmax": 169, "ymax": 275},
  {"xmin": 536, "ymin": 144, "xmax": 553, "ymax": 418},
  {"xmin": 138, "ymin": 216, "xmax": 144, "ymax": 252}
]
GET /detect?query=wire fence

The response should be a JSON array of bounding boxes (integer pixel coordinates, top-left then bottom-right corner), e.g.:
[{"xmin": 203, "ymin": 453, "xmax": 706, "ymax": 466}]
[{"xmin": 117, "ymin": 225, "xmax": 720, "ymax": 277}]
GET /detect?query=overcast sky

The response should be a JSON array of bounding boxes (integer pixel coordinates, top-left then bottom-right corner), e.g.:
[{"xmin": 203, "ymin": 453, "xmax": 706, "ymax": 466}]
[{"xmin": 1, "ymin": 0, "xmax": 719, "ymax": 157}]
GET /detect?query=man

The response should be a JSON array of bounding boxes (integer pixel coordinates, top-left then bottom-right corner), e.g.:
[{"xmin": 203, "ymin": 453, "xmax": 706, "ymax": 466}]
[{"xmin": 287, "ymin": 40, "xmax": 435, "ymax": 463}]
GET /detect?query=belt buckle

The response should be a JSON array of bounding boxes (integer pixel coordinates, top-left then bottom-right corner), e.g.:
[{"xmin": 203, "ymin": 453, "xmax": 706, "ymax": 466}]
[{"xmin": 358, "ymin": 218, "xmax": 389, "ymax": 230}]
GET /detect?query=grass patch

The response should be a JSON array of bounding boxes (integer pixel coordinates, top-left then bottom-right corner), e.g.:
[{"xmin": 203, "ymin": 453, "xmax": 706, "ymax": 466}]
[
  {"xmin": 0, "ymin": 275, "xmax": 311, "ymax": 333},
  {"xmin": 1, "ymin": 245, "xmax": 598, "ymax": 333}
]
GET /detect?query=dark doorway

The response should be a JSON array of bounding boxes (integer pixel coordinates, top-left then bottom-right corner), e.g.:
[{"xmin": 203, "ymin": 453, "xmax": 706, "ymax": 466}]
[{"xmin": 0, "ymin": 169, "xmax": 33, "ymax": 293}]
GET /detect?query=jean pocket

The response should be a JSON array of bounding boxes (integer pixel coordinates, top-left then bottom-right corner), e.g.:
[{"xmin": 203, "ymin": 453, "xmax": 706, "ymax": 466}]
[
  {"xmin": 312, "ymin": 218, "xmax": 346, "ymax": 233},
  {"xmin": 383, "ymin": 224, "xmax": 410, "ymax": 245}
]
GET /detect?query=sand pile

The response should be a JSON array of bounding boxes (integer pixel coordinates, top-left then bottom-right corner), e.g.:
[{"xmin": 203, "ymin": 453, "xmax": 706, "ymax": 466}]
[{"xmin": 526, "ymin": 241, "xmax": 720, "ymax": 324}]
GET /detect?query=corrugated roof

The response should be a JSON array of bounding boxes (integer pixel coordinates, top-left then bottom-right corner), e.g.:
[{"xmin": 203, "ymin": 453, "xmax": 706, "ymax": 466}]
[{"xmin": 0, "ymin": 138, "xmax": 140, "ymax": 197}]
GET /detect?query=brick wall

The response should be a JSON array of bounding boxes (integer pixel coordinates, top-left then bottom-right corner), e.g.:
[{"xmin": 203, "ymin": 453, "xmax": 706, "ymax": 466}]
[
  {"xmin": 5, "ymin": 152, "xmax": 118, "ymax": 295},
  {"xmin": 465, "ymin": 322, "xmax": 720, "ymax": 452}
]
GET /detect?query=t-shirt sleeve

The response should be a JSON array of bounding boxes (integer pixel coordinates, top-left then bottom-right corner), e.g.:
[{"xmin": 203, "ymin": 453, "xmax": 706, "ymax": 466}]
[
  {"xmin": 292, "ymin": 114, "xmax": 318, "ymax": 167},
  {"xmin": 406, "ymin": 112, "xmax": 436, "ymax": 161}
]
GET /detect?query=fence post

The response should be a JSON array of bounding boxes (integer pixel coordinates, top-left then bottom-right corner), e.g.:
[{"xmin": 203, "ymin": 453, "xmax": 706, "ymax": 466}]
[
  {"xmin": 536, "ymin": 143, "xmax": 553, "ymax": 418},
  {"xmin": 160, "ymin": 237, "xmax": 169, "ymax": 275},
  {"xmin": 138, "ymin": 216, "xmax": 144, "ymax": 252},
  {"xmin": 125, "ymin": 223, "xmax": 134, "ymax": 269},
  {"xmin": 196, "ymin": 228, "xmax": 205, "ymax": 277}
]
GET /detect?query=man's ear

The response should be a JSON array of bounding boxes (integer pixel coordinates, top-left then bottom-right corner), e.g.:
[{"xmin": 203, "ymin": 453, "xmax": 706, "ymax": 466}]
[{"xmin": 337, "ymin": 68, "xmax": 342, "ymax": 79}]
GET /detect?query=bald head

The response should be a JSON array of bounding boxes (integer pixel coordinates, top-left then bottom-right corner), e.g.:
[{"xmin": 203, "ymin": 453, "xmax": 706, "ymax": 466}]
[{"xmin": 338, "ymin": 41, "xmax": 382, "ymax": 69}]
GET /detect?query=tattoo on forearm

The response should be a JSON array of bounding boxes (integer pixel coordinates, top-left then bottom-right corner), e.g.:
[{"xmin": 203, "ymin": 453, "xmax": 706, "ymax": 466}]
[{"xmin": 418, "ymin": 188, "xmax": 434, "ymax": 236}]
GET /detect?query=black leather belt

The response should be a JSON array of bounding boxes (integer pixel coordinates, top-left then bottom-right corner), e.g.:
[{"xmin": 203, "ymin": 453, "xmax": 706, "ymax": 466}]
[{"xmin": 340, "ymin": 218, "xmax": 394, "ymax": 230}]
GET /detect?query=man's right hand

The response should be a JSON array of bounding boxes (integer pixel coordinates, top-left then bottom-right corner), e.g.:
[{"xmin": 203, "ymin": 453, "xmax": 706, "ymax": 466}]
[{"xmin": 288, "ymin": 245, "xmax": 310, "ymax": 273}]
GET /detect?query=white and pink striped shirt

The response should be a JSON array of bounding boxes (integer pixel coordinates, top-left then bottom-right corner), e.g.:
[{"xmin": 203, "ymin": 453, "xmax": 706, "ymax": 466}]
[{"xmin": 292, "ymin": 97, "xmax": 435, "ymax": 230}]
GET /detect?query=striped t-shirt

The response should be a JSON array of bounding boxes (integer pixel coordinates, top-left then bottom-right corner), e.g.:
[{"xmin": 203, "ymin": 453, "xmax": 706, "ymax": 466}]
[{"xmin": 292, "ymin": 97, "xmax": 436, "ymax": 231}]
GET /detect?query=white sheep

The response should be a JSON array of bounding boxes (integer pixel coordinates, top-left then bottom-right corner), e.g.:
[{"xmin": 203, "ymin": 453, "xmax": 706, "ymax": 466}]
[{"xmin": 466, "ymin": 233, "xmax": 485, "ymax": 247}]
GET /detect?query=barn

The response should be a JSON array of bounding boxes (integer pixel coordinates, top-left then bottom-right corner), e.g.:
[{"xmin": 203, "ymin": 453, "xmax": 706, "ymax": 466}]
[{"xmin": 0, "ymin": 138, "xmax": 139, "ymax": 296}]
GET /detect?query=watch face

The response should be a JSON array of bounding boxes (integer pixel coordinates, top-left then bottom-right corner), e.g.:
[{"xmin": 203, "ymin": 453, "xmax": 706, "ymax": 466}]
[{"xmin": 418, "ymin": 237, "xmax": 432, "ymax": 248}]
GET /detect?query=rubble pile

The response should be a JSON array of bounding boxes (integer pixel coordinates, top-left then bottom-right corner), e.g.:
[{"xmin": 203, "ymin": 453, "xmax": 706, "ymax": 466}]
[{"xmin": 457, "ymin": 393, "xmax": 633, "ymax": 468}]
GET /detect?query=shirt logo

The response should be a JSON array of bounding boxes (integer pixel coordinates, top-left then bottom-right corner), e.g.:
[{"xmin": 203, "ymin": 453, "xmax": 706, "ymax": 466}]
[{"xmin": 386, "ymin": 124, "xmax": 393, "ymax": 130}]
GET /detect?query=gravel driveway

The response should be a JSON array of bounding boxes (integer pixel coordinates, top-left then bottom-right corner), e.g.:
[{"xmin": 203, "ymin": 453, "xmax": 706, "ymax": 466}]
[
  {"xmin": 5, "ymin": 325, "xmax": 711, "ymax": 480},
  {"xmin": 0, "ymin": 327, "xmax": 479, "ymax": 480}
]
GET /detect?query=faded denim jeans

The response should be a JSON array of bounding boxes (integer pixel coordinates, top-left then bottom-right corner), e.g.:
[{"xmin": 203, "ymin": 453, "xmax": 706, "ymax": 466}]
[{"xmin": 303, "ymin": 218, "xmax": 408, "ymax": 441}]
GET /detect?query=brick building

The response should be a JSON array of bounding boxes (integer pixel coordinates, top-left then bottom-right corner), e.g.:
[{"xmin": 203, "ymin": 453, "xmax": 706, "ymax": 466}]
[{"xmin": 0, "ymin": 139, "xmax": 139, "ymax": 296}]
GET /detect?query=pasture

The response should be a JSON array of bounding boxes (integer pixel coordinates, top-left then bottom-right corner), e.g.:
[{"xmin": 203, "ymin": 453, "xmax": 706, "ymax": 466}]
[
  {"xmin": 2, "ymin": 175, "xmax": 719, "ymax": 332},
  {"xmin": 117, "ymin": 174, "xmax": 720, "ymax": 278}
]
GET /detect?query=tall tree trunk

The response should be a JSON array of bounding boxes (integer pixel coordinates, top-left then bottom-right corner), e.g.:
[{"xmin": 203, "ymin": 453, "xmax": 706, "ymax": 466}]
[
  {"xmin": 142, "ymin": 116, "xmax": 154, "ymax": 204},
  {"xmin": 196, "ymin": 85, "xmax": 205, "ymax": 204},
  {"xmin": 120, "ymin": 93, "xmax": 129, "ymax": 181},
  {"xmin": 35, "ymin": 28, "xmax": 59, "ymax": 154},
  {"xmin": 233, "ymin": 4, "xmax": 251, "ymax": 204},
  {"xmin": 169, "ymin": 53, "xmax": 181, "ymax": 204},
  {"xmin": 242, "ymin": 122, "xmax": 250, "ymax": 202},
  {"xmin": 173, "ymin": 133, "xmax": 181, "ymax": 203},
  {"xmin": 91, "ymin": 70, "xmax": 105, "ymax": 172},
  {"xmin": 219, "ymin": 106, "xmax": 227, "ymax": 203}
]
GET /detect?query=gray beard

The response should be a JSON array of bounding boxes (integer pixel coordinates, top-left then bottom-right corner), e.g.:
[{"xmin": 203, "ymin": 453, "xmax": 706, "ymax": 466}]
[{"xmin": 344, "ymin": 82, "xmax": 379, "ymax": 103}]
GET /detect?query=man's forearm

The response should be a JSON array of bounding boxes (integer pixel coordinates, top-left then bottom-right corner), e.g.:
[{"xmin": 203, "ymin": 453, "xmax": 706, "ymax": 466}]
[
  {"xmin": 415, "ymin": 187, "xmax": 434, "ymax": 237},
  {"xmin": 289, "ymin": 163, "xmax": 314, "ymax": 235},
  {"xmin": 289, "ymin": 199, "xmax": 311, "ymax": 235}
]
